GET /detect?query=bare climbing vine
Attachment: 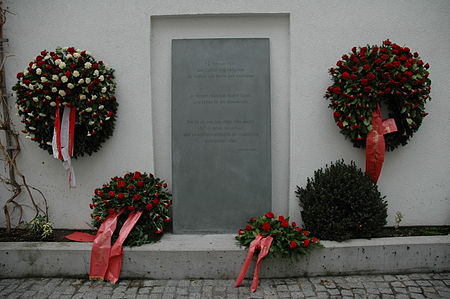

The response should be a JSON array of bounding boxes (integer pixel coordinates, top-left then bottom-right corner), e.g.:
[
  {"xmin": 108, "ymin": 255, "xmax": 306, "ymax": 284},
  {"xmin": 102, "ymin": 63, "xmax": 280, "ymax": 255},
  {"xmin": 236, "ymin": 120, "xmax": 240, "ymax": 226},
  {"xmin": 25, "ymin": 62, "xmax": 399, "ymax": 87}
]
[{"xmin": 0, "ymin": 2, "xmax": 49, "ymax": 232}]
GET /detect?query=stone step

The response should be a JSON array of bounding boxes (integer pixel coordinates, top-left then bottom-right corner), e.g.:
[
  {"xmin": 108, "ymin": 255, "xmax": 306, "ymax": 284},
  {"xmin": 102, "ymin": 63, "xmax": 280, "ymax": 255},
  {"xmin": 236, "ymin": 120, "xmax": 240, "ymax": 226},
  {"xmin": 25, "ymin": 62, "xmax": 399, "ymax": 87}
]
[{"xmin": 1, "ymin": 235, "xmax": 448, "ymax": 279}]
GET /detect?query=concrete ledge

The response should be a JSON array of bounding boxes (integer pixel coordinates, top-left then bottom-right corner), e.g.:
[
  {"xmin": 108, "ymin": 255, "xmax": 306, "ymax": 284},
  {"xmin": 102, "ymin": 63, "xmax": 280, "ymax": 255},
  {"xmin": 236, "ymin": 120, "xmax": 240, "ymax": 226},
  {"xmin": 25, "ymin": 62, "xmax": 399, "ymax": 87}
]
[{"xmin": 0, "ymin": 235, "xmax": 449, "ymax": 279}]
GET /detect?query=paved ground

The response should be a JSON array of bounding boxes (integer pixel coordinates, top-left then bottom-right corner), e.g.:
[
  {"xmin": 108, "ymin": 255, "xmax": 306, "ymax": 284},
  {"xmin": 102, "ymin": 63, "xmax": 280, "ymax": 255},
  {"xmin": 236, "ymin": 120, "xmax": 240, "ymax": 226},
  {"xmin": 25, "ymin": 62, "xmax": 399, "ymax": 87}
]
[{"xmin": 0, "ymin": 272, "xmax": 449, "ymax": 298}]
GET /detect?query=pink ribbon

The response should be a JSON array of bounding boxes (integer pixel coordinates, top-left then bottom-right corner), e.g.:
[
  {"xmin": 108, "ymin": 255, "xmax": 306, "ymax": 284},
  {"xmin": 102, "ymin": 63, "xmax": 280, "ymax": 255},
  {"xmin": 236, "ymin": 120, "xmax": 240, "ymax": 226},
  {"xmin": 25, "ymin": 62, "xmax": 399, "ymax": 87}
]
[
  {"xmin": 235, "ymin": 234, "xmax": 273, "ymax": 292},
  {"xmin": 65, "ymin": 209, "xmax": 143, "ymax": 283}
]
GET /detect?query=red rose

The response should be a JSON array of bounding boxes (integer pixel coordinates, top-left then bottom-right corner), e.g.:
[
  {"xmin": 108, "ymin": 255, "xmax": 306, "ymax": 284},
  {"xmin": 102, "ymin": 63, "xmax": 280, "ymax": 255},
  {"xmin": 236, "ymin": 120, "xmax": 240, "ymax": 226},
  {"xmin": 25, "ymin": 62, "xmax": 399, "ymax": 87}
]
[
  {"xmin": 65, "ymin": 71, "xmax": 72, "ymax": 77},
  {"xmin": 145, "ymin": 203, "xmax": 153, "ymax": 210},
  {"xmin": 238, "ymin": 229, "xmax": 244, "ymax": 235},
  {"xmin": 303, "ymin": 239, "xmax": 310, "ymax": 247},
  {"xmin": 366, "ymin": 73, "xmax": 375, "ymax": 81},
  {"xmin": 16, "ymin": 72, "xmax": 24, "ymax": 79},
  {"xmin": 108, "ymin": 191, "xmax": 115, "ymax": 198},
  {"xmin": 278, "ymin": 215, "xmax": 285, "ymax": 221},
  {"xmin": 341, "ymin": 72, "xmax": 350, "ymax": 79},
  {"xmin": 262, "ymin": 222, "xmax": 271, "ymax": 231},
  {"xmin": 383, "ymin": 39, "xmax": 391, "ymax": 45},
  {"xmin": 291, "ymin": 222, "xmax": 297, "ymax": 227},
  {"xmin": 249, "ymin": 217, "xmax": 256, "ymax": 222},
  {"xmin": 108, "ymin": 208, "xmax": 116, "ymax": 215},
  {"xmin": 361, "ymin": 79, "xmax": 368, "ymax": 86},
  {"xmin": 289, "ymin": 240, "xmax": 298, "ymax": 249},
  {"xmin": 155, "ymin": 229, "xmax": 163, "ymax": 234},
  {"xmin": 40, "ymin": 50, "xmax": 47, "ymax": 56},
  {"xmin": 127, "ymin": 206, "xmax": 135, "ymax": 211},
  {"xmin": 303, "ymin": 230, "xmax": 310, "ymax": 236},
  {"xmin": 336, "ymin": 60, "xmax": 342, "ymax": 67},
  {"xmin": 312, "ymin": 237, "xmax": 319, "ymax": 243},
  {"xmin": 265, "ymin": 211, "xmax": 274, "ymax": 218},
  {"xmin": 118, "ymin": 193, "xmax": 125, "ymax": 199},
  {"xmin": 133, "ymin": 194, "xmax": 141, "ymax": 201},
  {"xmin": 337, "ymin": 121, "xmax": 344, "ymax": 129},
  {"xmin": 128, "ymin": 184, "xmax": 135, "ymax": 190},
  {"xmin": 281, "ymin": 220, "xmax": 289, "ymax": 228},
  {"xmin": 333, "ymin": 112, "xmax": 341, "ymax": 119},
  {"xmin": 350, "ymin": 74, "xmax": 358, "ymax": 81},
  {"xmin": 137, "ymin": 181, "xmax": 144, "ymax": 187},
  {"xmin": 152, "ymin": 199, "xmax": 160, "ymax": 205},
  {"xmin": 118, "ymin": 181, "xmax": 126, "ymax": 188},
  {"xmin": 95, "ymin": 215, "xmax": 101, "ymax": 222},
  {"xmin": 165, "ymin": 217, "xmax": 171, "ymax": 222},
  {"xmin": 245, "ymin": 225, "xmax": 253, "ymax": 231},
  {"xmin": 163, "ymin": 183, "xmax": 168, "ymax": 188},
  {"xmin": 107, "ymin": 111, "xmax": 114, "ymax": 117}
]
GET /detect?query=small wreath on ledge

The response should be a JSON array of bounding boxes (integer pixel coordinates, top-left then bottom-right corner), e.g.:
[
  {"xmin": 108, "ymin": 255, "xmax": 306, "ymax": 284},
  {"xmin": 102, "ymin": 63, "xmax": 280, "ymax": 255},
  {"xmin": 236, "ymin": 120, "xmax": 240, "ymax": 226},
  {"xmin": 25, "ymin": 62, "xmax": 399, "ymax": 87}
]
[
  {"xmin": 90, "ymin": 171, "xmax": 172, "ymax": 246},
  {"xmin": 325, "ymin": 40, "xmax": 431, "ymax": 151},
  {"xmin": 13, "ymin": 47, "xmax": 118, "ymax": 158}
]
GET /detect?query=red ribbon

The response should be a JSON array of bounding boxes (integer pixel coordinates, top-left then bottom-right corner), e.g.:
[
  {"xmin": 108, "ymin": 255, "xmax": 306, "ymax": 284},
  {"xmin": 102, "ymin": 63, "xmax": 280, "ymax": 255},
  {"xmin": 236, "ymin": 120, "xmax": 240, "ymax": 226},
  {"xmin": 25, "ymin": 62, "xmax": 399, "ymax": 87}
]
[
  {"xmin": 235, "ymin": 234, "xmax": 273, "ymax": 292},
  {"xmin": 54, "ymin": 107, "xmax": 63, "ymax": 160},
  {"xmin": 365, "ymin": 105, "xmax": 397, "ymax": 183},
  {"xmin": 65, "ymin": 209, "xmax": 143, "ymax": 283}
]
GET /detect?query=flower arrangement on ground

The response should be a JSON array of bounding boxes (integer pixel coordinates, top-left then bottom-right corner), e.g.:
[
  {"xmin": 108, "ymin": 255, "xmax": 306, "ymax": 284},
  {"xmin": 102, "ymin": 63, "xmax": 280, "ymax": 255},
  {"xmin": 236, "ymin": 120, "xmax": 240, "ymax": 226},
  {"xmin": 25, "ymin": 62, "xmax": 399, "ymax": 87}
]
[
  {"xmin": 236, "ymin": 211, "xmax": 322, "ymax": 260},
  {"xmin": 325, "ymin": 39, "xmax": 431, "ymax": 151},
  {"xmin": 90, "ymin": 171, "xmax": 172, "ymax": 246},
  {"xmin": 13, "ymin": 46, "xmax": 118, "ymax": 158}
]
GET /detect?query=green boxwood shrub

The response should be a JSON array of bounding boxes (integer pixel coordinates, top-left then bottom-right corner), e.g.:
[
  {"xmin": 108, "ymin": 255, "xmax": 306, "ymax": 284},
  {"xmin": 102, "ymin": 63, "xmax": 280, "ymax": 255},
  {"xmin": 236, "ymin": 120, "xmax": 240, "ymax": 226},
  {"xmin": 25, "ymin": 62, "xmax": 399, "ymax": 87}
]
[{"xmin": 296, "ymin": 160, "xmax": 387, "ymax": 241}]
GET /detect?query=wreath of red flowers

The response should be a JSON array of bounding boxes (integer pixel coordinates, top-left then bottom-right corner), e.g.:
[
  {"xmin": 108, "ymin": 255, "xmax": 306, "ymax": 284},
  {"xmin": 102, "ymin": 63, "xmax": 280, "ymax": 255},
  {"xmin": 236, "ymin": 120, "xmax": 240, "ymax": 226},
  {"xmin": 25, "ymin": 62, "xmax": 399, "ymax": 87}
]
[
  {"xmin": 13, "ymin": 47, "xmax": 118, "ymax": 158},
  {"xmin": 325, "ymin": 40, "xmax": 431, "ymax": 151},
  {"xmin": 90, "ymin": 171, "xmax": 172, "ymax": 246}
]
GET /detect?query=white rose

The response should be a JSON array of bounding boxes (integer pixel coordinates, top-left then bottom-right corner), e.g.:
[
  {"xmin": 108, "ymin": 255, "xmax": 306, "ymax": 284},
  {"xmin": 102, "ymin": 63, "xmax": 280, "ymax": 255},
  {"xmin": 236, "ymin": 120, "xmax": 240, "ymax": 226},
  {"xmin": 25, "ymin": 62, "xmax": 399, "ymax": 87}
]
[
  {"xmin": 45, "ymin": 96, "xmax": 51, "ymax": 100},
  {"xmin": 38, "ymin": 84, "xmax": 43, "ymax": 89},
  {"xmin": 73, "ymin": 53, "xmax": 80, "ymax": 58},
  {"xmin": 52, "ymin": 75, "xmax": 59, "ymax": 81},
  {"xmin": 55, "ymin": 59, "xmax": 62, "ymax": 65},
  {"xmin": 67, "ymin": 83, "xmax": 75, "ymax": 89},
  {"xmin": 78, "ymin": 79, "xmax": 85, "ymax": 84},
  {"xmin": 93, "ymin": 70, "xmax": 99, "ymax": 76},
  {"xmin": 84, "ymin": 62, "xmax": 92, "ymax": 69},
  {"xmin": 85, "ymin": 78, "xmax": 91, "ymax": 84},
  {"xmin": 36, "ymin": 68, "xmax": 42, "ymax": 75},
  {"xmin": 61, "ymin": 76, "xmax": 68, "ymax": 83},
  {"xmin": 29, "ymin": 127, "xmax": 36, "ymax": 131},
  {"xmin": 58, "ymin": 90, "xmax": 66, "ymax": 96},
  {"xmin": 79, "ymin": 94, "xmax": 86, "ymax": 100},
  {"xmin": 76, "ymin": 48, "xmax": 82, "ymax": 53},
  {"xmin": 31, "ymin": 63, "xmax": 36, "ymax": 69},
  {"xmin": 51, "ymin": 87, "xmax": 57, "ymax": 93},
  {"xmin": 25, "ymin": 135, "xmax": 32, "ymax": 139},
  {"xmin": 63, "ymin": 47, "xmax": 68, "ymax": 50},
  {"xmin": 92, "ymin": 95, "xmax": 97, "ymax": 100},
  {"xmin": 87, "ymin": 132, "xmax": 91, "ymax": 137},
  {"xmin": 46, "ymin": 141, "xmax": 52, "ymax": 145},
  {"xmin": 85, "ymin": 51, "xmax": 92, "ymax": 56},
  {"xmin": 101, "ymin": 87, "xmax": 107, "ymax": 93},
  {"xmin": 66, "ymin": 54, "xmax": 73, "ymax": 59},
  {"xmin": 41, "ymin": 77, "xmax": 47, "ymax": 83},
  {"xmin": 24, "ymin": 69, "xmax": 29, "ymax": 75},
  {"xmin": 73, "ymin": 70, "xmax": 80, "ymax": 77},
  {"xmin": 44, "ymin": 55, "xmax": 51, "ymax": 60},
  {"xmin": 98, "ymin": 105, "xmax": 104, "ymax": 110},
  {"xmin": 85, "ymin": 107, "xmax": 92, "ymax": 112},
  {"xmin": 59, "ymin": 62, "xmax": 66, "ymax": 69},
  {"xmin": 99, "ymin": 75, "xmax": 105, "ymax": 81},
  {"xmin": 39, "ymin": 113, "xmax": 47, "ymax": 117},
  {"xmin": 28, "ymin": 84, "xmax": 34, "ymax": 90},
  {"xmin": 104, "ymin": 64, "xmax": 110, "ymax": 70},
  {"xmin": 33, "ymin": 97, "xmax": 39, "ymax": 102},
  {"xmin": 88, "ymin": 120, "xmax": 95, "ymax": 125},
  {"xmin": 105, "ymin": 117, "xmax": 111, "ymax": 121}
]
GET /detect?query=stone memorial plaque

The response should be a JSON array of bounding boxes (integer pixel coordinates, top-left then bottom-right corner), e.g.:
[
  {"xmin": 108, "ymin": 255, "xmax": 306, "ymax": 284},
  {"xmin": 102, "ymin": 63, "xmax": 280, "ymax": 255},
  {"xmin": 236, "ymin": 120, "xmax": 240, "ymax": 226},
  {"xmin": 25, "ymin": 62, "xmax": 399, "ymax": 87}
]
[{"xmin": 172, "ymin": 38, "xmax": 271, "ymax": 233}]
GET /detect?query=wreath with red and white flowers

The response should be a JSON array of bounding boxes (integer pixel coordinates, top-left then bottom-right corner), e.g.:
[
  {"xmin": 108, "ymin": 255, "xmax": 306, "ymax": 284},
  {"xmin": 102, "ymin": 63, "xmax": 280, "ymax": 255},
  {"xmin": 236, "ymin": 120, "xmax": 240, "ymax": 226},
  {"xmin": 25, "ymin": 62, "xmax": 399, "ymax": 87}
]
[
  {"xmin": 13, "ymin": 47, "xmax": 118, "ymax": 158},
  {"xmin": 325, "ymin": 40, "xmax": 431, "ymax": 151},
  {"xmin": 90, "ymin": 171, "xmax": 172, "ymax": 246}
]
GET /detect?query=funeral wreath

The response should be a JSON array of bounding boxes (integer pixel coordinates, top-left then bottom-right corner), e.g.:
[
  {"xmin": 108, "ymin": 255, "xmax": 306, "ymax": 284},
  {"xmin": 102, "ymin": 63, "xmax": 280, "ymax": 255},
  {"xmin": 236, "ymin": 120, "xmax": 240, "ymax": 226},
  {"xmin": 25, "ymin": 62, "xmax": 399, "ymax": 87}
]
[
  {"xmin": 236, "ymin": 212, "xmax": 322, "ymax": 260},
  {"xmin": 90, "ymin": 171, "xmax": 172, "ymax": 246},
  {"xmin": 13, "ymin": 47, "xmax": 118, "ymax": 158},
  {"xmin": 325, "ymin": 40, "xmax": 431, "ymax": 151}
]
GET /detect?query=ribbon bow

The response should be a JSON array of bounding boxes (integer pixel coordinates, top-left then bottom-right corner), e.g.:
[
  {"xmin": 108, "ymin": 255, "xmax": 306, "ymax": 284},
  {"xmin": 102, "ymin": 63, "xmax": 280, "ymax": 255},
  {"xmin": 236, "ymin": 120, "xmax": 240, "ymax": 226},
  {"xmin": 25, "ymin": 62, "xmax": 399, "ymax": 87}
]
[{"xmin": 235, "ymin": 234, "xmax": 273, "ymax": 292}]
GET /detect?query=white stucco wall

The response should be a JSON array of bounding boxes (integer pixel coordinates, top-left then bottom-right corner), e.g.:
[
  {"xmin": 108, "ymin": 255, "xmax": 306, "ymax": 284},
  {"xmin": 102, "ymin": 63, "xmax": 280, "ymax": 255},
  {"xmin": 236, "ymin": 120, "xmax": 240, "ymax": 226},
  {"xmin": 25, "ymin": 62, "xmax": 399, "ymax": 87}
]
[{"xmin": 1, "ymin": 0, "xmax": 449, "ymax": 229}]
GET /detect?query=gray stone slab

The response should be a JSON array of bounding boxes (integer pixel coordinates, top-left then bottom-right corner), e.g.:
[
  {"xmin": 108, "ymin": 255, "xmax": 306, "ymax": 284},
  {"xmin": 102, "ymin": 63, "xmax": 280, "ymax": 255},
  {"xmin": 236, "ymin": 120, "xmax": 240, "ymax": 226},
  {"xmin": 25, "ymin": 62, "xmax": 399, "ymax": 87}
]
[{"xmin": 172, "ymin": 38, "xmax": 271, "ymax": 233}]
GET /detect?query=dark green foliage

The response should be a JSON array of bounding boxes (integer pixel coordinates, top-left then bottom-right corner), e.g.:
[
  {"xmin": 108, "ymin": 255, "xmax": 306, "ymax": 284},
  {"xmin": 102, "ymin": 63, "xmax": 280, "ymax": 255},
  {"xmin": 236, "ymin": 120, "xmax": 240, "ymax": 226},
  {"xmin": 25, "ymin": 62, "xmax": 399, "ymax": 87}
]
[{"xmin": 296, "ymin": 160, "xmax": 387, "ymax": 241}]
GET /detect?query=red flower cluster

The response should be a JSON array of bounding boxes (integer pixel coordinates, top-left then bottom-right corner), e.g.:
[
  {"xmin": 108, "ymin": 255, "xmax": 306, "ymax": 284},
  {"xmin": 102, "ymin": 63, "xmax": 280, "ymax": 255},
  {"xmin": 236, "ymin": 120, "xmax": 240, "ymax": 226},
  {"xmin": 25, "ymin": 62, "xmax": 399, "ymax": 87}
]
[
  {"xmin": 325, "ymin": 40, "xmax": 431, "ymax": 151},
  {"xmin": 13, "ymin": 47, "xmax": 118, "ymax": 158},
  {"xmin": 236, "ymin": 212, "xmax": 322, "ymax": 259},
  {"xmin": 90, "ymin": 171, "xmax": 172, "ymax": 245}
]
